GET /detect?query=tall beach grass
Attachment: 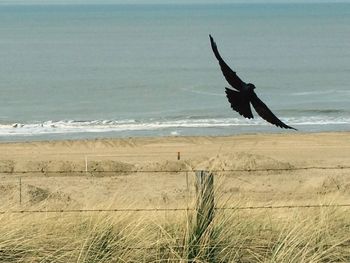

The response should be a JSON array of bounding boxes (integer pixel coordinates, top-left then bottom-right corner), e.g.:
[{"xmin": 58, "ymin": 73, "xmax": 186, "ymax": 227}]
[{"xmin": 0, "ymin": 203, "xmax": 349, "ymax": 262}]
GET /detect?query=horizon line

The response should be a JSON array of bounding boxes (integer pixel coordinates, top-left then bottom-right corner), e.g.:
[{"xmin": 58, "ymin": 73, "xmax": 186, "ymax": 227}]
[{"xmin": 0, "ymin": 1, "xmax": 349, "ymax": 6}]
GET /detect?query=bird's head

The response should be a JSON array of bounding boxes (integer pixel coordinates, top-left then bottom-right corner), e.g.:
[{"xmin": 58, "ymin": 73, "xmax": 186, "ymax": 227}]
[{"xmin": 247, "ymin": 83, "xmax": 256, "ymax": 90}]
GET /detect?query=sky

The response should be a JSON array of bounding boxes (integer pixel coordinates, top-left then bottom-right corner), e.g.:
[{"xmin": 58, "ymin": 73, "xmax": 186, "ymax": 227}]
[{"xmin": 0, "ymin": 0, "xmax": 349, "ymax": 4}]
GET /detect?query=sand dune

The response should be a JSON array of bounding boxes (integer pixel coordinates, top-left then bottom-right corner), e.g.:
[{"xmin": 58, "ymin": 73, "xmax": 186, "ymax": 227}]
[{"xmin": 0, "ymin": 132, "xmax": 349, "ymax": 210}]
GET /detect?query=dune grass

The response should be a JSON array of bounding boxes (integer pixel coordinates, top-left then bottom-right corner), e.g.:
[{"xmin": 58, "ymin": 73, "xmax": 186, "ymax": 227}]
[
  {"xmin": 0, "ymin": 170, "xmax": 349, "ymax": 262},
  {"xmin": 0, "ymin": 203, "xmax": 349, "ymax": 262}
]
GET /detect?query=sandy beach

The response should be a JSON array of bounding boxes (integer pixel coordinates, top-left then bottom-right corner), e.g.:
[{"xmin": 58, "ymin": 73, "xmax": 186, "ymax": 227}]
[
  {"xmin": 0, "ymin": 132, "xmax": 349, "ymax": 211},
  {"xmin": 1, "ymin": 132, "xmax": 350, "ymax": 262}
]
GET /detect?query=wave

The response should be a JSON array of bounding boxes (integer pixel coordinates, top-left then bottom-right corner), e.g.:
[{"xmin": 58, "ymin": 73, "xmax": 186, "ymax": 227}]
[
  {"xmin": 0, "ymin": 116, "xmax": 349, "ymax": 137},
  {"xmin": 284, "ymin": 116, "xmax": 350, "ymax": 125},
  {"xmin": 286, "ymin": 109, "xmax": 347, "ymax": 114},
  {"xmin": 181, "ymin": 87, "xmax": 222, "ymax": 97},
  {"xmin": 291, "ymin": 90, "xmax": 350, "ymax": 96}
]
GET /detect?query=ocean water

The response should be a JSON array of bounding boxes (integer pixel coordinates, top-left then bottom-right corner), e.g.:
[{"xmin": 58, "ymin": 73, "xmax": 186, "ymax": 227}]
[{"xmin": 0, "ymin": 3, "xmax": 349, "ymax": 141}]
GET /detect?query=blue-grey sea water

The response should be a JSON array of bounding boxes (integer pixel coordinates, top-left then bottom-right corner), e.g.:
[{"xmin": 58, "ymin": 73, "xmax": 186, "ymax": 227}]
[{"xmin": 0, "ymin": 3, "xmax": 349, "ymax": 141}]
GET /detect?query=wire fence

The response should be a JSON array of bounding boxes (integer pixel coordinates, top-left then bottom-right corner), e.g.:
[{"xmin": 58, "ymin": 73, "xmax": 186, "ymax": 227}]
[
  {"xmin": 1, "ymin": 165, "xmax": 349, "ymax": 215},
  {"xmin": 0, "ymin": 166, "xmax": 349, "ymax": 259},
  {"xmin": 0, "ymin": 242, "xmax": 349, "ymax": 253},
  {"xmin": 1, "ymin": 204, "xmax": 350, "ymax": 215},
  {"xmin": 0, "ymin": 165, "xmax": 349, "ymax": 175}
]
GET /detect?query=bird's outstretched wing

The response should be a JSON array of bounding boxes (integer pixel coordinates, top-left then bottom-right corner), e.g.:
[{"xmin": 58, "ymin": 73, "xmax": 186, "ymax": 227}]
[
  {"xmin": 225, "ymin": 88, "xmax": 253, "ymax": 119},
  {"xmin": 209, "ymin": 35, "xmax": 245, "ymax": 91},
  {"xmin": 250, "ymin": 93, "xmax": 297, "ymax": 130}
]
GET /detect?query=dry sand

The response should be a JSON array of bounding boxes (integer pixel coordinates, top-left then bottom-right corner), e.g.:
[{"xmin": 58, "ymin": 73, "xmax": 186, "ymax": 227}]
[{"xmin": 0, "ymin": 132, "xmax": 349, "ymax": 211}]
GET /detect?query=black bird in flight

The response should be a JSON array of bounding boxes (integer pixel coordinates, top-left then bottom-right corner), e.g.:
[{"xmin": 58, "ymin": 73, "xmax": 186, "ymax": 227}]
[{"xmin": 209, "ymin": 35, "xmax": 296, "ymax": 130}]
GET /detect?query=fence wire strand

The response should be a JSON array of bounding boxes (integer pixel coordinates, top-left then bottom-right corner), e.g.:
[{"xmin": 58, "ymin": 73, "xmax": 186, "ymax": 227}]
[
  {"xmin": 1, "ymin": 166, "xmax": 349, "ymax": 214},
  {"xmin": 0, "ymin": 165, "xmax": 349, "ymax": 175},
  {"xmin": 1, "ymin": 204, "xmax": 350, "ymax": 214},
  {"xmin": 0, "ymin": 242, "xmax": 349, "ymax": 253}
]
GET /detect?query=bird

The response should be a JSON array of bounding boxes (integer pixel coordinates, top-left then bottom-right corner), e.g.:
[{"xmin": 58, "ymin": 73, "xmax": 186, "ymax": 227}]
[{"xmin": 209, "ymin": 35, "xmax": 296, "ymax": 130}]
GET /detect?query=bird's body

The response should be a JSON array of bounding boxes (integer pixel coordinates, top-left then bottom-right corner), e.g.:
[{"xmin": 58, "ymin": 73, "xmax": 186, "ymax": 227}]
[{"xmin": 209, "ymin": 35, "xmax": 296, "ymax": 130}]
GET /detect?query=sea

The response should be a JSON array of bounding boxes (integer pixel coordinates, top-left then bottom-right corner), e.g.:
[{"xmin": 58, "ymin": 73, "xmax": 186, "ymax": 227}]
[{"xmin": 0, "ymin": 3, "xmax": 349, "ymax": 141}]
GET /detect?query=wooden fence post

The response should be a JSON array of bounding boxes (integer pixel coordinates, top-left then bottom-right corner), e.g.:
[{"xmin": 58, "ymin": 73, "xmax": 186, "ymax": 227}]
[
  {"xmin": 188, "ymin": 170, "xmax": 215, "ymax": 262},
  {"xmin": 195, "ymin": 170, "xmax": 214, "ymax": 232}
]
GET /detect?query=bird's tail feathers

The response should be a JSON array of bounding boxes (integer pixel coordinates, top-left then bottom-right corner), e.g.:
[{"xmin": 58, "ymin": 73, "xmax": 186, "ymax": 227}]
[{"xmin": 225, "ymin": 88, "xmax": 253, "ymax": 119}]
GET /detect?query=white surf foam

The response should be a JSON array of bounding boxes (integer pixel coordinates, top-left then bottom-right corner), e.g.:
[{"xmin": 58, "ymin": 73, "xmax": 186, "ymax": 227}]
[{"xmin": 0, "ymin": 116, "xmax": 349, "ymax": 137}]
